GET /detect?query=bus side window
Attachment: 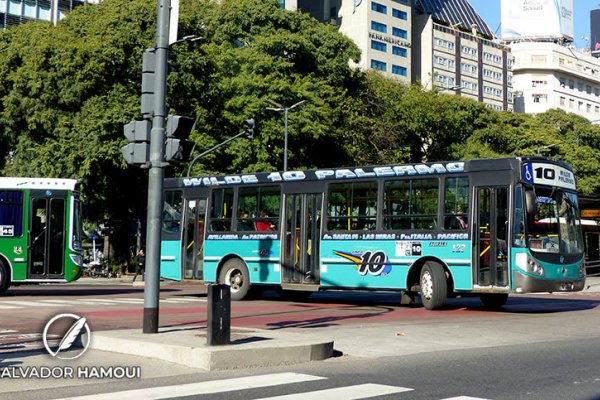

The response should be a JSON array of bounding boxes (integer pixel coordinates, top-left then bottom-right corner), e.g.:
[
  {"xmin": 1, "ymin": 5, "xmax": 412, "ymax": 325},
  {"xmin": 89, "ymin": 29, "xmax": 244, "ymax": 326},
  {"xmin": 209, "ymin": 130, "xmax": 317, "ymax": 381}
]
[
  {"xmin": 209, "ymin": 188, "xmax": 233, "ymax": 233},
  {"xmin": 443, "ymin": 177, "xmax": 469, "ymax": 230}
]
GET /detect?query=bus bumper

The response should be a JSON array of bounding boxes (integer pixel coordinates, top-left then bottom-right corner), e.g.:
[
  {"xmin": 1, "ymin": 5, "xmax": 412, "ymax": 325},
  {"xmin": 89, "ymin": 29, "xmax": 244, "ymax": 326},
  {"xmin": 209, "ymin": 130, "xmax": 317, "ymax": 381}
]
[{"xmin": 513, "ymin": 271, "xmax": 586, "ymax": 293}]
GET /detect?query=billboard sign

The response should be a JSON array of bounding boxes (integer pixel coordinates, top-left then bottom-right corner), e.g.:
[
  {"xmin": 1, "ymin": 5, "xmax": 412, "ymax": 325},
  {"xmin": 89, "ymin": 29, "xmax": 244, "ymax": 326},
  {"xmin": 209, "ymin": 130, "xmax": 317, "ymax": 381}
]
[{"xmin": 501, "ymin": 0, "xmax": 573, "ymax": 41}]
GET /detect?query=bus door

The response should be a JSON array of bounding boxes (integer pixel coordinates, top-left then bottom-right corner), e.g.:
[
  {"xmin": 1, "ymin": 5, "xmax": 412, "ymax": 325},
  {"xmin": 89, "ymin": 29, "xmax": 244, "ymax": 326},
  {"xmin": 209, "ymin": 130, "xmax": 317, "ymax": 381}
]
[
  {"xmin": 282, "ymin": 193, "xmax": 322, "ymax": 284},
  {"xmin": 474, "ymin": 186, "xmax": 509, "ymax": 288},
  {"xmin": 27, "ymin": 191, "xmax": 68, "ymax": 279},
  {"xmin": 181, "ymin": 198, "xmax": 207, "ymax": 280}
]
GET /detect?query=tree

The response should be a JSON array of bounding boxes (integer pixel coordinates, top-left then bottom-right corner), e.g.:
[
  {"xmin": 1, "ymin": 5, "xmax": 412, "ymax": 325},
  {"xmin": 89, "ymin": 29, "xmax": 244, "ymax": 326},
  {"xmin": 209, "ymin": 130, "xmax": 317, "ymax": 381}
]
[{"xmin": 457, "ymin": 108, "xmax": 600, "ymax": 196}]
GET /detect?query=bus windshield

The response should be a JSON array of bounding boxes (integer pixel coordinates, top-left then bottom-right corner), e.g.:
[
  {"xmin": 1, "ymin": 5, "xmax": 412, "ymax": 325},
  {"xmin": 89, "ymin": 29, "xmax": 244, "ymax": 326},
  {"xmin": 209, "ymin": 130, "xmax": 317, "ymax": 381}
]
[{"xmin": 527, "ymin": 188, "xmax": 584, "ymax": 255}]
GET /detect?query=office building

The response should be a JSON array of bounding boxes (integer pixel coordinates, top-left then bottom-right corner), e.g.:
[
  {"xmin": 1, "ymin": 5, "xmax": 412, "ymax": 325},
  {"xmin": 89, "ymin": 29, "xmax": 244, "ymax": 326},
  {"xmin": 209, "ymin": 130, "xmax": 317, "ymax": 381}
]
[
  {"xmin": 286, "ymin": 0, "xmax": 513, "ymax": 111},
  {"xmin": 510, "ymin": 41, "xmax": 600, "ymax": 121},
  {"xmin": 0, "ymin": 0, "xmax": 100, "ymax": 29},
  {"xmin": 413, "ymin": 0, "xmax": 512, "ymax": 111}
]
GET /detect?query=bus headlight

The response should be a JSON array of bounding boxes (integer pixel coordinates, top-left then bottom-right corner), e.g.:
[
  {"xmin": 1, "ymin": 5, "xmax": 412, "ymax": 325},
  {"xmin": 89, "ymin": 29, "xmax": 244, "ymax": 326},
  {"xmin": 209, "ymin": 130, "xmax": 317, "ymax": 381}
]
[
  {"xmin": 70, "ymin": 254, "xmax": 83, "ymax": 267},
  {"xmin": 516, "ymin": 253, "xmax": 544, "ymax": 276}
]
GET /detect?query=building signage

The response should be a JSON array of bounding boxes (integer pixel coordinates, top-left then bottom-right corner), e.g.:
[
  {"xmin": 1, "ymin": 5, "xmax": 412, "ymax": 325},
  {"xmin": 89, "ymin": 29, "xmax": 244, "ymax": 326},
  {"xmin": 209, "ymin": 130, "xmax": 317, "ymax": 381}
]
[{"xmin": 368, "ymin": 32, "xmax": 411, "ymax": 48}]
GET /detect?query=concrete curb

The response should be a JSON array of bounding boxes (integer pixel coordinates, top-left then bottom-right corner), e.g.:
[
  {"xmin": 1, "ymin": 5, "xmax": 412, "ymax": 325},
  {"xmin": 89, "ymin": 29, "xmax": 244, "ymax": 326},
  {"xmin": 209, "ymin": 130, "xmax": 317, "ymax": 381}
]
[{"xmin": 87, "ymin": 327, "xmax": 334, "ymax": 371}]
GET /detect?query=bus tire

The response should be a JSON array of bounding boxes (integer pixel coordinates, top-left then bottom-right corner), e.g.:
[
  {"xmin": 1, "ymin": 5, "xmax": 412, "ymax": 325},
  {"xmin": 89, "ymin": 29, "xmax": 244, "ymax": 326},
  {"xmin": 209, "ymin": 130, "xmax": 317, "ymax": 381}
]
[
  {"xmin": 0, "ymin": 262, "xmax": 10, "ymax": 294},
  {"xmin": 219, "ymin": 259, "xmax": 251, "ymax": 301},
  {"xmin": 420, "ymin": 261, "xmax": 447, "ymax": 310},
  {"xmin": 480, "ymin": 293, "xmax": 508, "ymax": 309}
]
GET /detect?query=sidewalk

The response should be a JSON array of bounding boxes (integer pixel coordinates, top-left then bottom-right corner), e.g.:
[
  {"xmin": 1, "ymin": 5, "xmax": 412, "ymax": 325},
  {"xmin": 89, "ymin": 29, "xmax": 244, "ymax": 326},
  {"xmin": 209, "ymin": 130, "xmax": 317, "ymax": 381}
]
[{"xmin": 89, "ymin": 327, "xmax": 333, "ymax": 371}]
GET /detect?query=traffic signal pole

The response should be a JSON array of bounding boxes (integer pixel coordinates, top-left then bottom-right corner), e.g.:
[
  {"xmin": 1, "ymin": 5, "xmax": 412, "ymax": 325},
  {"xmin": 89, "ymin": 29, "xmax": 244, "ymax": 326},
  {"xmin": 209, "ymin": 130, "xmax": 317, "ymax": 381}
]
[{"xmin": 143, "ymin": 0, "xmax": 170, "ymax": 334}]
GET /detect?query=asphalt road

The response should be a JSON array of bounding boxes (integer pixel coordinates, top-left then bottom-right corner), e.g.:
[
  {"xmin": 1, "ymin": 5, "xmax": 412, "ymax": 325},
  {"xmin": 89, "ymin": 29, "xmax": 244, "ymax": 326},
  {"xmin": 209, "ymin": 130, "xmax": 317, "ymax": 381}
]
[{"xmin": 1, "ymin": 280, "xmax": 599, "ymax": 399}]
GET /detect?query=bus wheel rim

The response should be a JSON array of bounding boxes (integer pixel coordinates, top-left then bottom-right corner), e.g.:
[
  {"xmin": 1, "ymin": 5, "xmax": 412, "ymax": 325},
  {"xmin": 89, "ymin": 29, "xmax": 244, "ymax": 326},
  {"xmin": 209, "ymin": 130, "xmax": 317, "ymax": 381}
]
[
  {"xmin": 422, "ymin": 271, "xmax": 433, "ymax": 300},
  {"xmin": 226, "ymin": 269, "xmax": 242, "ymax": 293}
]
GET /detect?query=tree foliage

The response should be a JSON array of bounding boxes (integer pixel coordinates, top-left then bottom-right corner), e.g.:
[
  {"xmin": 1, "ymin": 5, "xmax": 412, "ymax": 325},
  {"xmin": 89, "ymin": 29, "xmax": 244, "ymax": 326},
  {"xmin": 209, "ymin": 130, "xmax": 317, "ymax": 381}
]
[{"xmin": 0, "ymin": 0, "xmax": 599, "ymax": 258}]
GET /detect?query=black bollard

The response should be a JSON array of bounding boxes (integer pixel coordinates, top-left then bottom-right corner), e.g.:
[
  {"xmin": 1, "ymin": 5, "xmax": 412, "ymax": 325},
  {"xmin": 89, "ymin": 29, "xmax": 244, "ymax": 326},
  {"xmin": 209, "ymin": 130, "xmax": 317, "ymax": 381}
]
[{"xmin": 207, "ymin": 284, "xmax": 231, "ymax": 345}]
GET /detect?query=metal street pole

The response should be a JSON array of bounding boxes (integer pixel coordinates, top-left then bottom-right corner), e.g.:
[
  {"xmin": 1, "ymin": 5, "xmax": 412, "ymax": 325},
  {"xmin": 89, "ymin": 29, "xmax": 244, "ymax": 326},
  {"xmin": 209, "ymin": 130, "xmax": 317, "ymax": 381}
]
[
  {"xmin": 266, "ymin": 99, "xmax": 307, "ymax": 172},
  {"xmin": 143, "ymin": 0, "xmax": 170, "ymax": 334},
  {"xmin": 283, "ymin": 108, "xmax": 289, "ymax": 172}
]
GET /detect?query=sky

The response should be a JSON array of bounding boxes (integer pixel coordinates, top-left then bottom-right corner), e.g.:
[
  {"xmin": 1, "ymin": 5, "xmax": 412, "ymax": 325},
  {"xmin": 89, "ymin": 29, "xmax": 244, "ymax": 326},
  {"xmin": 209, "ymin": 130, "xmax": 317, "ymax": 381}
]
[{"xmin": 468, "ymin": 0, "xmax": 599, "ymax": 51}]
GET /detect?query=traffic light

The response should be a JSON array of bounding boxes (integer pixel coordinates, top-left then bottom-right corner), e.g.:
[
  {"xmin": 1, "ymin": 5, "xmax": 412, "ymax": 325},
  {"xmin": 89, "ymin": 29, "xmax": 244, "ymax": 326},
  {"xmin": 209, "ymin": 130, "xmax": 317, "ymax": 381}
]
[
  {"xmin": 242, "ymin": 119, "xmax": 255, "ymax": 140},
  {"xmin": 164, "ymin": 115, "xmax": 195, "ymax": 163},
  {"xmin": 121, "ymin": 120, "xmax": 151, "ymax": 166},
  {"xmin": 141, "ymin": 49, "xmax": 156, "ymax": 118}
]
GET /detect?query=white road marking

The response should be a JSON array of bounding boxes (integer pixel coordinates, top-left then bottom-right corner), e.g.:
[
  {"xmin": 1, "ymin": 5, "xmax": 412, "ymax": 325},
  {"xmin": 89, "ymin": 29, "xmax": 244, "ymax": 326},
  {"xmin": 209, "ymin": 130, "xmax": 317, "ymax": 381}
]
[
  {"xmin": 254, "ymin": 383, "xmax": 414, "ymax": 400},
  {"xmin": 54, "ymin": 372, "xmax": 326, "ymax": 400}
]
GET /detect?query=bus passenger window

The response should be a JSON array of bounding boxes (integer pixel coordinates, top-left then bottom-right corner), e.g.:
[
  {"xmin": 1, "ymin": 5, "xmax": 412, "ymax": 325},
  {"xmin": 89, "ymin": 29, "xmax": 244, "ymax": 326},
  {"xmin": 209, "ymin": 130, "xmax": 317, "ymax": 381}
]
[
  {"xmin": 443, "ymin": 177, "xmax": 469, "ymax": 230},
  {"xmin": 208, "ymin": 188, "xmax": 233, "ymax": 233},
  {"xmin": 326, "ymin": 181, "xmax": 377, "ymax": 231}
]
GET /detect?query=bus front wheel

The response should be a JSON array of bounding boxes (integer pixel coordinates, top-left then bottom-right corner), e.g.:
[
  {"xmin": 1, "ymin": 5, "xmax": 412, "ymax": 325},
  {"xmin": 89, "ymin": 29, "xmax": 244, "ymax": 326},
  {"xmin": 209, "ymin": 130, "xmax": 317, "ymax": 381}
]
[
  {"xmin": 0, "ymin": 262, "xmax": 10, "ymax": 294},
  {"xmin": 219, "ymin": 259, "xmax": 251, "ymax": 301},
  {"xmin": 420, "ymin": 261, "xmax": 447, "ymax": 310}
]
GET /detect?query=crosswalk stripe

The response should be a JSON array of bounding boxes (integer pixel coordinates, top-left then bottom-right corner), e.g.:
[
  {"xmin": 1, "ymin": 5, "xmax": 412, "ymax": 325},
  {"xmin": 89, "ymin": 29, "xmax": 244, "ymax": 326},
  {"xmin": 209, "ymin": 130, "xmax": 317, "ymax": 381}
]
[
  {"xmin": 253, "ymin": 383, "xmax": 413, "ymax": 400},
  {"xmin": 0, "ymin": 297, "xmax": 205, "ymax": 309},
  {"xmin": 0, "ymin": 304, "xmax": 20, "ymax": 309},
  {"xmin": 54, "ymin": 372, "xmax": 325, "ymax": 400},
  {"xmin": 0, "ymin": 300, "xmax": 57, "ymax": 307}
]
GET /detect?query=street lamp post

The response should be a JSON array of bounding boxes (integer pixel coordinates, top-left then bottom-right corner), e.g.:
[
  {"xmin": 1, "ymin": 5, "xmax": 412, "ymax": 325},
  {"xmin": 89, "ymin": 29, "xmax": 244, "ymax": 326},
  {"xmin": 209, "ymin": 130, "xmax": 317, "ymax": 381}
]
[
  {"xmin": 186, "ymin": 119, "xmax": 255, "ymax": 177},
  {"xmin": 266, "ymin": 99, "xmax": 307, "ymax": 171},
  {"xmin": 536, "ymin": 143, "xmax": 558, "ymax": 155}
]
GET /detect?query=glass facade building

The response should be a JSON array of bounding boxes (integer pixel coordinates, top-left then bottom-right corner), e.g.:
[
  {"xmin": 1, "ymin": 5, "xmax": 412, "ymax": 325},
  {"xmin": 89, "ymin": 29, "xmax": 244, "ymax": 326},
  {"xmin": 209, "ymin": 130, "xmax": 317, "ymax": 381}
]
[{"xmin": 0, "ymin": 0, "xmax": 99, "ymax": 29}]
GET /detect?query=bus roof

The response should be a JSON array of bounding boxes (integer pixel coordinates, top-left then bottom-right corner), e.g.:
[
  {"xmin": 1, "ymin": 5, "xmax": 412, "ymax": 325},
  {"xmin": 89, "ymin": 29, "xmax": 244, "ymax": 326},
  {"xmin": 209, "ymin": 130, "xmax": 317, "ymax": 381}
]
[{"xmin": 0, "ymin": 177, "xmax": 78, "ymax": 191}]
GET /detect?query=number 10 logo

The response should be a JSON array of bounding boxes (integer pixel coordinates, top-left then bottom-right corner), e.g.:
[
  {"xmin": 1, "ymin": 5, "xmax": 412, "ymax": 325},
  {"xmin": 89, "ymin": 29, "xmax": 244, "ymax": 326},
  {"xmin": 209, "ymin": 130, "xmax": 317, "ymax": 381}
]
[{"xmin": 358, "ymin": 251, "xmax": 391, "ymax": 276}]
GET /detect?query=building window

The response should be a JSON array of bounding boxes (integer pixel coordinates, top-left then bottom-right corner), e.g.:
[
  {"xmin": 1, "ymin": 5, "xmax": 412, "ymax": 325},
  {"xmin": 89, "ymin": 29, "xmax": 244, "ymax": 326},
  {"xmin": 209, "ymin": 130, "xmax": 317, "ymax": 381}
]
[
  {"xmin": 392, "ymin": 46, "xmax": 407, "ymax": 57},
  {"xmin": 532, "ymin": 94, "xmax": 546, "ymax": 103},
  {"xmin": 392, "ymin": 27, "xmax": 408, "ymax": 38},
  {"xmin": 371, "ymin": 2, "xmax": 387, "ymax": 14},
  {"xmin": 371, "ymin": 21, "xmax": 387, "ymax": 33},
  {"xmin": 371, "ymin": 59, "xmax": 387, "ymax": 72},
  {"xmin": 392, "ymin": 65, "xmax": 407, "ymax": 76},
  {"xmin": 392, "ymin": 8, "xmax": 407, "ymax": 20},
  {"xmin": 559, "ymin": 96, "xmax": 566, "ymax": 106},
  {"xmin": 24, "ymin": 0, "xmax": 36, "ymax": 18},
  {"xmin": 371, "ymin": 40, "xmax": 387, "ymax": 52},
  {"xmin": 278, "ymin": 0, "xmax": 285, "ymax": 8}
]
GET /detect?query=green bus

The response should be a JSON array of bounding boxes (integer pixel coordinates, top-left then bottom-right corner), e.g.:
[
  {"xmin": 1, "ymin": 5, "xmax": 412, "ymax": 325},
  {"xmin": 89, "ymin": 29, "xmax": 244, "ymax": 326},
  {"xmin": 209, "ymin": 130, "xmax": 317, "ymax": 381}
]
[{"xmin": 0, "ymin": 178, "xmax": 83, "ymax": 294}]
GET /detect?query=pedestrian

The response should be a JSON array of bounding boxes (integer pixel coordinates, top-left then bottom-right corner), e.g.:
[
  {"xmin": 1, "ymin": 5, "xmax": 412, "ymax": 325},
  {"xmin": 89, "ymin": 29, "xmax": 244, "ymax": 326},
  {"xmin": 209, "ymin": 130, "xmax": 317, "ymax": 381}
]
[{"xmin": 133, "ymin": 249, "xmax": 145, "ymax": 283}]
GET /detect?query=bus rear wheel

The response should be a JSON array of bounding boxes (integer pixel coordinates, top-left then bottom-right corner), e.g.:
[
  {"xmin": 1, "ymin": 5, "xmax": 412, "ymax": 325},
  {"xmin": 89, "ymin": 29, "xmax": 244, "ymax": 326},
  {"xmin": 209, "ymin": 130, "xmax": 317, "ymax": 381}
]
[
  {"xmin": 219, "ymin": 259, "xmax": 251, "ymax": 301},
  {"xmin": 0, "ymin": 262, "xmax": 10, "ymax": 294},
  {"xmin": 480, "ymin": 293, "xmax": 508, "ymax": 309},
  {"xmin": 420, "ymin": 261, "xmax": 447, "ymax": 310}
]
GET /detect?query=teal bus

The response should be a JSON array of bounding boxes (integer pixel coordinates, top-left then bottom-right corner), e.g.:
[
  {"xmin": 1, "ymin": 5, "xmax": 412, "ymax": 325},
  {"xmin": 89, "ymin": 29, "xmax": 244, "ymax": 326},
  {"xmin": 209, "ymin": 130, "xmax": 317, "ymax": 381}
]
[
  {"xmin": 0, "ymin": 178, "xmax": 83, "ymax": 294},
  {"xmin": 160, "ymin": 157, "xmax": 586, "ymax": 309}
]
